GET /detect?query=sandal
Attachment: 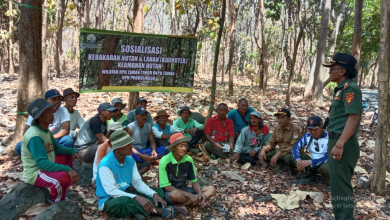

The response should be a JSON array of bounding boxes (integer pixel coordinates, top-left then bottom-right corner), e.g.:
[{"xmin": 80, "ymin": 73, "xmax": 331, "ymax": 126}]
[
  {"xmin": 162, "ymin": 206, "xmax": 174, "ymax": 219},
  {"xmin": 133, "ymin": 214, "xmax": 145, "ymax": 220},
  {"xmin": 65, "ymin": 191, "xmax": 83, "ymax": 201}
]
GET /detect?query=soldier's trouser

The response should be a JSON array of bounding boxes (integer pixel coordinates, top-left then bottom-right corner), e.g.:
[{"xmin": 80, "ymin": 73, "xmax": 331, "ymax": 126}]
[
  {"xmin": 265, "ymin": 149, "xmax": 295, "ymax": 168},
  {"xmin": 204, "ymin": 142, "xmax": 229, "ymax": 159},
  {"xmin": 328, "ymin": 136, "xmax": 360, "ymax": 220},
  {"xmin": 291, "ymin": 153, "xmax": 330, "ymax": 186}
]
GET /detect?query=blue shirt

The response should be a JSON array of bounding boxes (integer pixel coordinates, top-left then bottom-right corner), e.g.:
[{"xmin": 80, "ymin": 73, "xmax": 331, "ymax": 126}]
[
  {"xmin": 291, "ymin": 131, "xmax": 328, "ymax": 167},
  {"xmin": 227, "ymin": 107, "xmax": 255, "ymax": 132},
  {"xmin": 95, "ymin": 152, "xmax": 135, "ymax": 208}
]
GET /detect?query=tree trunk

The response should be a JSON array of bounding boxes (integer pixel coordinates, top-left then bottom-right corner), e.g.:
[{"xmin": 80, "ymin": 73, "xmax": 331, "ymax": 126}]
[
  {"xmin": 351, "ymin": 0, "xmax": 363, "ymax": 83},
  {"xmin": 226, "ymin": 0, "xmax": 236, "ymax": 96},
  {"xmin": 95, "ymin": 0, "xmax": 104, "ymax": 29},
  {"xmin": 8, "ymin": 0, "xmax": 15, "ymax": 75},
  {"xmin": 170, "ymin": 0, "xmax": 178, "ymax": 35},
  {"xmin": 304, "ymin": 53, "xmax": 316, "ymax": 98},
  {"xmin": 329, "ymin": 0, "xmax": 346, "ymax": 56},
  {"xmin": 9, "ymin": 0, "xmax": 43, "ymax": 153},
  {"xmin": 207, "ymin": 0, "xmax": 226, "ymax": 120},
  {"xmin": 97, "ymin": 35, "xmax": 119, "ymax": 89},
  {"xmin": 42, "ymin": 0, "xmax": 49, "ymax": 93},
  {"xmin": 371, "ymin": 0, "xmax": 390, "ymax": 196},
  {"xmin": 370, "ymin": 57, "xmax": 379, "ymax": 89},
  {"xmin": 54, "ymin": 0, "xmax": 67, "ymax": 78},
  {"xmin": 312, "ymin": 0, "xmax": 331, "ymax": 106},
  {"xmin": 128, "ymin": 0, "xmax": 144, "ymax": 111}
]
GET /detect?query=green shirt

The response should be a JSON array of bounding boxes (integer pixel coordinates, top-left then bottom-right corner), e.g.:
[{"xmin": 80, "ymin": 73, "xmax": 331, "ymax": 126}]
[
  {"xmin": 21, "ymin": 125, "xmax": 77, "ymax": 185},
  {"xmin": 106, "ymin": 113, "xmax": 129, "ymax": 127},
  {"xmin": 159, "ymin": 151, "xmax": 197, "ymax": 189},
  {"xmin": 328, "ymin": 78, "xmax": 362, "ymax": 135},
  {"xmin": 172, "ymin": 118, "xmax": 204, "ymax": 138}
]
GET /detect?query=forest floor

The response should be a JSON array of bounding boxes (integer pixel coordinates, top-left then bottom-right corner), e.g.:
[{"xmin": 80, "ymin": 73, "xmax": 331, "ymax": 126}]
[{"xmin": 0, "ymin": 68, "xmax": 389, "ymax": 219}]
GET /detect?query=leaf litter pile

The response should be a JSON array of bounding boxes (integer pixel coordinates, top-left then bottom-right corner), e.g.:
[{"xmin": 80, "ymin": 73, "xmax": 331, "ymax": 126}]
[{"xmin": 0, "ymin": 71, "xmax": 389, "ymax": 219}]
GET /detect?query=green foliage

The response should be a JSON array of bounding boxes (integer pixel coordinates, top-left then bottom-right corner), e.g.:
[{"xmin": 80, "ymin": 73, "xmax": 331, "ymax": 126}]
[{"xmin": 264, "ymin": 0, "xmax": 283, "ymax": 21}]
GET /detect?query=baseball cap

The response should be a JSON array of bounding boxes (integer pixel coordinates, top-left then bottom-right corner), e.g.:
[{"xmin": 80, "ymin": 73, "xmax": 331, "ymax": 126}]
[
  {"xmin": 112, "ymin": 98, "xmax": 127, "ymax": 108},
  {"xmin": 135, "ymin": 106, "xmax": 148, "ymax": 115},
  {"xmin": 306, "ymin": 116, "xmax": 323, "ymax": 129},
  {"xmin": 27, "ymin": 98, "xmax": 55, "ymax": 125},
  {"xmin": 45, "ymin": 89, "xmax": 62, "ymax": 99},
  {"xmin": 274, "ymin": 108, "xmax": 291, "ymax": 117},
  {"xmin": 167, "ymin": 133, "xmax": 191, "ymax": 150},
  {"xmin": 250, "ymin": 111, "xmax": 262, "ymax": 118},
  {"xmin": 322, "ymin": 53, "xmax": 357, "ymax": 78},
  {"xmin": 110, "ymin": 130, "xmax": 134, "ymax": 150},
  {"xmin": 98, "ymin": 103, "xmax": 118, "ymax": 114},
  {"xmin": 137, "ymin": 97, "xmax": 148, "ymax": 104},
  {"xmin": 62, "ymin": 88, "xmax": 80, "ymax": 100}
]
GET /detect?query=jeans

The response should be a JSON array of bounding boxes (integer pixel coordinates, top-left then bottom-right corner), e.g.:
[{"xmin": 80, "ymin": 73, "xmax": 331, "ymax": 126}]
[
  {"xmin": 132, "ymin": 146, "xmax": 168, "ymax": 163},
  {"xmin": 15, "ymin": 135, "xmax": 74, "ymax": 156},
  {"xmin": 187, "ymin": 130, "xmax": 204, "ymax": 150}
]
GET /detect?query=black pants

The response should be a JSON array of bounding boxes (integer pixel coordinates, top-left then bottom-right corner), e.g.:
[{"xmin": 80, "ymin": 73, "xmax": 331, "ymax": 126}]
[{"xmin": 237, "ymin": 153, "xmax": 259, "ymax": 164}]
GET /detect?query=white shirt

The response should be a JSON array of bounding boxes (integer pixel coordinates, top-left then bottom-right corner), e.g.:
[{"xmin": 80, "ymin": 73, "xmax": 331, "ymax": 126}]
[{"xmin": 26, "ymin": 106, "xmax": 70, "ymax": 135}]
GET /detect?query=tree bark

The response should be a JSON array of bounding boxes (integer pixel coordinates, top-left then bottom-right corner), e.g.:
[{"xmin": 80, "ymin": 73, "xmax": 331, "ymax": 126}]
[
  {"xmin": 312, "ymin": 0, "xmax": 331, "ymax": 106},
  {"xmin": 207, "ymin": 0, "xmax": 226, "ymax": 120},
  {"xmin": 329, "ymin": 0, "xmax": 346, "ymax": 56},
  {"xmin": 8, "ymin": 0, "xmax": 15, "ymax": 75},
  {"xmin": 371, "ymin": 0, "xmax": 390, "ymax": 196},
  {"xmin": 170, "ymin": 0, "xmax": 178, "ymax": 35},
  {"xmin": 42, "ymin": 0, "xmax": 49, "ymax": 93},
  {"xmin": 128, "ymin": 0, "xmax": 145, "ymax": 111},
  {"xmin": 10, "ymin": 0, "xmax": 43, "ymax": 153},
  {"xmin": 97, "ymin": 35, "xmax": 119, "ymax": 89},
  {"xmin": 226, "ymin": 0, "xmax": 236, "ymax": 95},
  {"xmin": 54, "ymin": 0, "xmax": 67, "ymax": 78},
  {"xmin": 95, "ymin": 0, "xmax": 104, "ymax": 29},
  {"xmin": 351, "ymin": 0, "xmax": 363, "ymax": 83},
  {"xmin": 370, "ymin": 56, "xmax": 379, "ymax": 89}
]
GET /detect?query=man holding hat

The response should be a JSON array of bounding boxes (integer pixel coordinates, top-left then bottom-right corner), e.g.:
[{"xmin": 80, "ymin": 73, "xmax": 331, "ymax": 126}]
[
  {"xmin": 21, "ymin": 98, "xmax": 83, "ymax": 203},
  {"xmin": 74, "ymin": 103, "xmax": 117, "ymax": 163},
  {"xmin": 173, "ymin": 106, "xmax": 204, "ymax": 152},
  {"xmin": 95, "ymin": 130, "xmax": 174, "ymax": 219},
  {"xmin": 159, "ymin": 133, "xmax": 216, "ymax": 214},
  {"xmin": 127, "ymin": 97, "xmax": 153, "ymax": 125},
  {"xmin": 107, "ymin": 98, "xmax": 129, "ymax": 127},
  {"xmin": 322, "ymin": 53, "xmax": 362, "ymax": 219},
  {"xmin": 128, "ymin": 107, "xmax": 167, "ymax": 163},
  {"xmin": 63, "ymin": 88, "xmax": 84, "ymax": 139},
  {"xmin": 259, "ymin": 108, "xmax": 302, "ymax": 170},
  {"xmin": 15, "ymin": 89, "xmax": 74, "ymax": 155},
  {"xmin": 152, "ymin": 110, "xmax": 181, "ymax": 148},
  {"xmin": 233, "ymin": 111, "xmax": 271, "ymax": 165},
  {"xmin": 291, "ymin": 116, "xmax": 330, "ymax": 186}
]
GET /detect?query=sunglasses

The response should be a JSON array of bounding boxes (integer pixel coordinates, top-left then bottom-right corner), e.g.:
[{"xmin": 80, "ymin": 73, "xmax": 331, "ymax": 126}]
[
  {"xmin": 314, "ymin": 141, "xmax": 320, "ymax": 152},
  {"xmin": 329, "ymin": 67, "xmax": 343, "ymax": 72}
]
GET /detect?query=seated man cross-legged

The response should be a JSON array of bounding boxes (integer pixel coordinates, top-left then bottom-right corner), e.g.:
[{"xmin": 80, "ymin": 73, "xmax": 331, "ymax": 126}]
[
  {"xmin": 96, "ymin": 130, "xmax": 174, "ymax": 219},
  {"xmin": 259, "ymin": 108, "xmax": 302, "ymax": 172},
  {"xmin": 233, "ymin": 111, "xmax": 271, "ymax": 165},
  {"xmin": 128, "ymin": 107, "xmax": 167, "ymax": 163},
  {"xmin": 152, "ymin": 110, "xmax": 181, "ymax": 148},
  {"xmin": 159, "ymin": 133, "xmax": 216, "ymax": 216},
  {"xmin": 291, "ymin": 116, "xmax": 330, "ymax": 187},
  {"xmin": 21, "ymin": 98, "xmax": 83, "ymax": 203}
]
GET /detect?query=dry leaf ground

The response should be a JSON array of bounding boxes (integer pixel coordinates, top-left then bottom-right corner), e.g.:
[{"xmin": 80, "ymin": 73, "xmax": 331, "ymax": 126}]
[{"xmin": 0, "ymin": 70, "xmax": 389, "ymax": 219}]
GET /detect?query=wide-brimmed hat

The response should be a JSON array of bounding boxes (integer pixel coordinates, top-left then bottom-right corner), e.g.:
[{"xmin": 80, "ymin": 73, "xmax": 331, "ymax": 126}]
[
  {"xmin": 177, "ymin": 106, "xmax": 192, "ymax": 117},
  {"xmin": 110, "ymin": 130, "xmax": 134, "ymax": 150},
  {"xmin": 62, "ymin": 88, "xmax": 80, "ymax": 100},
  {"xmin": 27, "ymin": 98, "xmax": 55, "ymax": 125},
  {"xmin": 112, "ymin": 98, "xmax": 127, "ymax": 108},
  {"xmin": 108, "ymin": 122, "xmax": 125, "ymax": 132},
  {"xmin": 154, "ymin": 110, "xmax": 170, "ymax": 120},
  {"xmin": 167, "ymin": 133, "xmax": 191, "ymax": 150}
]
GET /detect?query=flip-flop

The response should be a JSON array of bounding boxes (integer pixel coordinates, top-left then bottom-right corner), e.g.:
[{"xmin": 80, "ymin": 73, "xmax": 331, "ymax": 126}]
[
  {"xmin": 171, "ymin": 205, "xmax": 188, "ymax": 216},
  {"xmin": 162, "ymin": 206, "xmax": 174, "ymax": 219}
]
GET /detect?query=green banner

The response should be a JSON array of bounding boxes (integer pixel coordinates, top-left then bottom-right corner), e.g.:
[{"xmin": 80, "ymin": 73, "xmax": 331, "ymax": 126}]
[{"xmin": 79, "ymin": 28, "xmax": 197, "ymax": 93}]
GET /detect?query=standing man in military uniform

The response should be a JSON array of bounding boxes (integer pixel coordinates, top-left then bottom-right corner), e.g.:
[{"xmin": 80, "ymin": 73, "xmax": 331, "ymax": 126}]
[{"xmin": 322, "ymin": 53, "xmax": 361, "ymax": 220}]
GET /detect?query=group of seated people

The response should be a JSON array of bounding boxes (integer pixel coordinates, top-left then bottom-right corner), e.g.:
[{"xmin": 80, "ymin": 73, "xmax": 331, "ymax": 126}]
[{"xmin": 18, "ymin": 90, "xmax": 330, "ymax": 219}]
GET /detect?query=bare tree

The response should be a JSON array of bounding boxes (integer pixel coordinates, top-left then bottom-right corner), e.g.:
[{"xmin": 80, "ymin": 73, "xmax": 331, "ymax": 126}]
[
  {"xmin": 42, "ymin": 0, "xmax": 49, "ymax": 93},
  {"xmin": 8, "ymin": 0, "xmax": 15, "ymax": 75},
  {"xmin": 371, "ymin": 0, "xmax": 390, "ymax": 196},
  {"xmin": 328, "ymin": 0, "xmax": 346, "ymax": 56},
  {"xmin": 351, "ymin": 0, "xmax": 363, "ymax": 83}
]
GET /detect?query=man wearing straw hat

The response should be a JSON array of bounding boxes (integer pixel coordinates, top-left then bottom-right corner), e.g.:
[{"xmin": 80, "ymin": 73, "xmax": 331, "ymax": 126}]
[
  {"xmin": 95, "ymin": 130, "xmax": 174, "ymax": 219},
  {"xmin": 152, "ymin": 110, "xmax": 181, "ymax": 148},
  {"xmin": 159, "ymin": 133, "xmax": 216, "ymax": 215},
  {"xmin": 173, "ymin": 106, "xmax": 204, "ymax": 153}
]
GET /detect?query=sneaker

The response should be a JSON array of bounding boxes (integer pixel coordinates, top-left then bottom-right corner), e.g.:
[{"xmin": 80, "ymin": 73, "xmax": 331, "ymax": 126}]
[
  {"xmin": 190, "ymin": 149, "xmax": 200, "ymax": 154},
  {"xmin": 209, "ymin": 154, "xmax": 217, "ymax": 160}
]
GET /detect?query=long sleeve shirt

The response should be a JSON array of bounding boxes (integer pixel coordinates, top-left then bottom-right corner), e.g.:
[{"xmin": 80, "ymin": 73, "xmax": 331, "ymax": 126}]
[
  {"xmin": 262, "ymin": 122, "xmax": 302, "ymax": 157},
  {"xmin": 173, "ymin": 118, "xmax": 204, "ymax": 138},
  {"xmin": 234, "ymin": 125, "xmax": 271, "ymax": 154},
  {"xmin": 292, "ymin": 132, "xmax": 329, "ymax": 167}
]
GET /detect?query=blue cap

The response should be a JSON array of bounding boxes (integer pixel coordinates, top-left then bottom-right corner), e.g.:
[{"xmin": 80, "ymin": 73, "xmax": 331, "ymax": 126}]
[
  {"xmin": 98, "ymin": 103, "xmax": 117, "ymax": 114},
  {"xmin": 135, "ymin": 106, "xmax": 148, "ymax": 115},
  {"xmin": 45, "ymin": 89, "xmax": 62, "ymax": 99},
  {"xmin": 306, "ymin": 115, "xmax": 323, "ymax": 129}
]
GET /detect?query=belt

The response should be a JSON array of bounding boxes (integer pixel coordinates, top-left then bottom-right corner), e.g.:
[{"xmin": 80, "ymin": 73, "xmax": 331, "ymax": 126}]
[{"xmin": 328, "ymin": 132, "xmax": 355, "ymax": 139}]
